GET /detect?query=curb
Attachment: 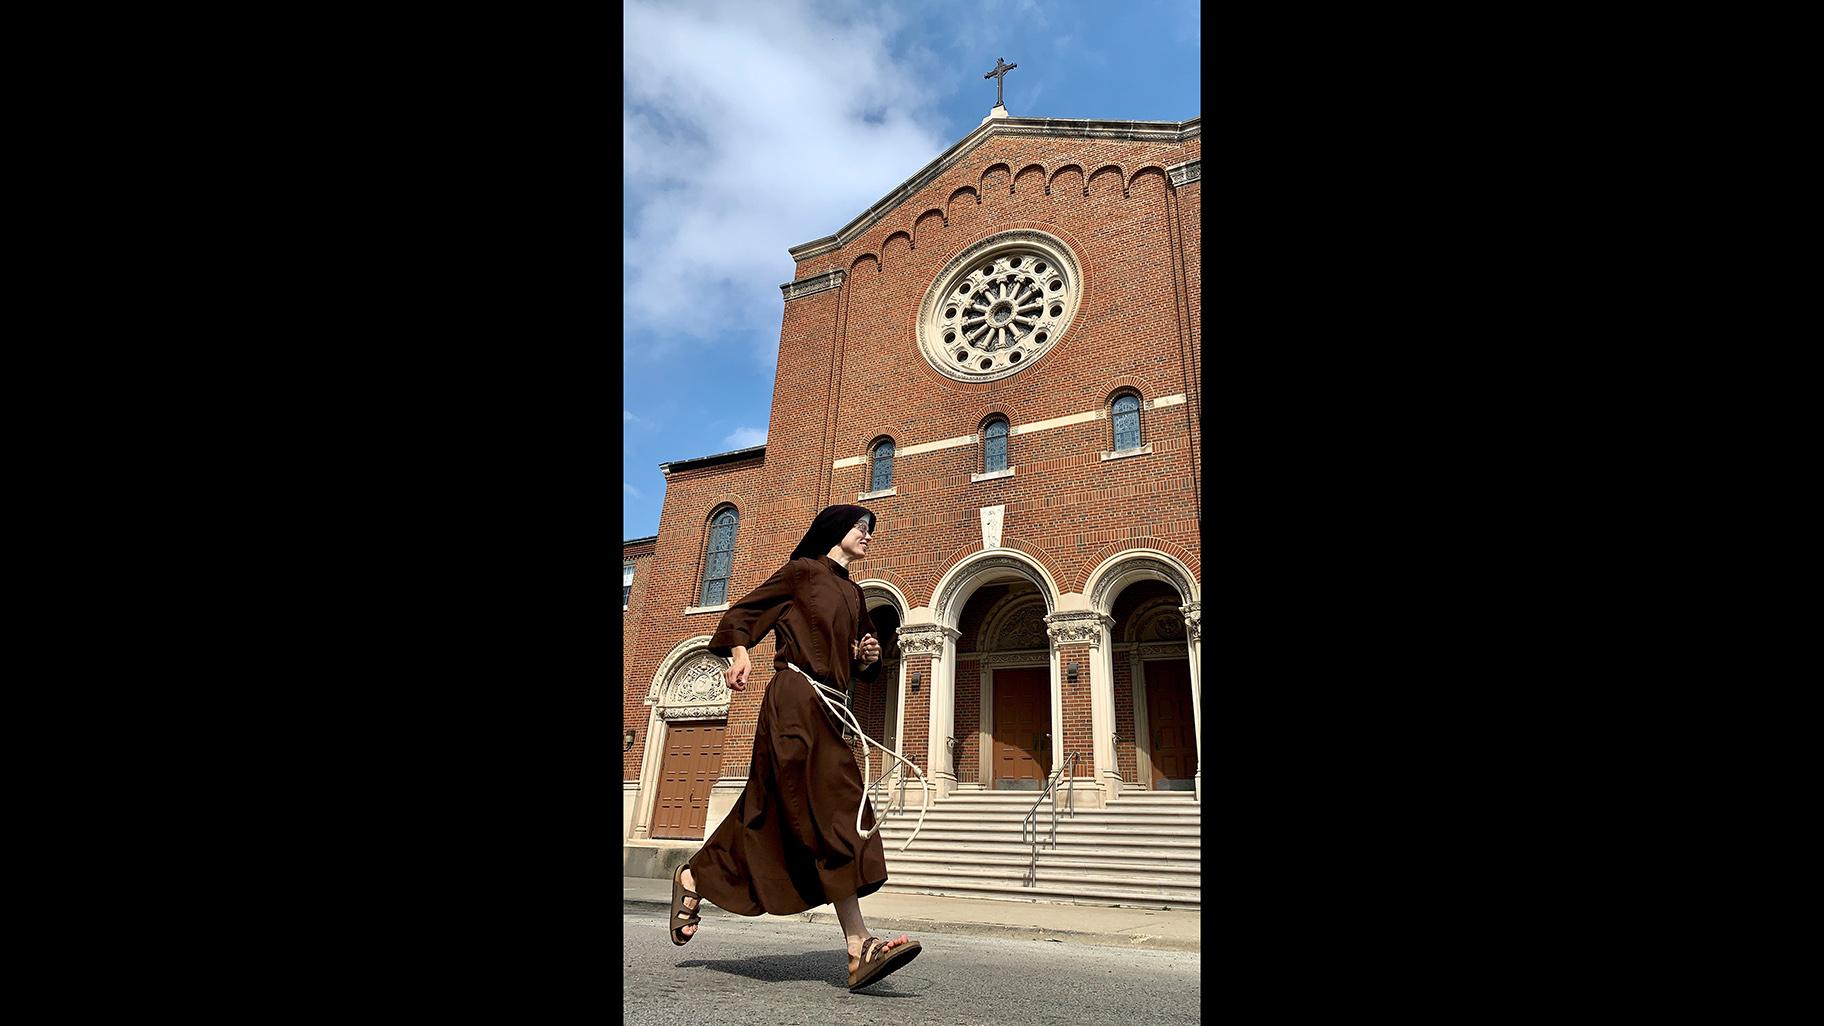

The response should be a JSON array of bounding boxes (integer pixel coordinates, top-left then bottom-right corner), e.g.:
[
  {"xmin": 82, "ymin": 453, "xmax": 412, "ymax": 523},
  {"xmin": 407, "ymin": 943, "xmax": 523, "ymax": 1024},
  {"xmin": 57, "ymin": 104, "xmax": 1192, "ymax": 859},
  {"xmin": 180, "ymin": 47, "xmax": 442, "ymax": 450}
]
[{"xmin": 624, "ymin": 896, "xmax": 1199, "ymax": 953}]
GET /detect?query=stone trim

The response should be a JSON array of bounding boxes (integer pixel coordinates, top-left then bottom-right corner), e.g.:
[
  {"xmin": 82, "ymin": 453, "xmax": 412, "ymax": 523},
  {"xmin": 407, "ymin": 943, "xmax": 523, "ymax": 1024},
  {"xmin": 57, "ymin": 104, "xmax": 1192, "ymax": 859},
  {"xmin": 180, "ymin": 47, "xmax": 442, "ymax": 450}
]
[
  {"xmin": 932, "ymin": 553, "xmax": 1061, "ymax": 623},
  {"xmin": 1167, "ymin": 158, "xmax": 1201, "ymax": 188},
  {"xmin": 1100, "ymin": 445, "xmax": 1154, "ymax": 461},
  {"xmin": 971, "ymin": 467, "xmax": 1015, "ymax": 483},
  {"xmin": 958, "ymin": 648, "xmax": 1051, "ymax": 667},
  {"xmin": 1008, "ymin": 409, "xmax": 1103, "ymax": 435},
  {"xmin": 660, "ymin": 703, "xmax": 731, "ymax": 721},
  {"xmin": 1087, "ymin": 552, "xmax": 1199, "ymax": 613},
  {"xmin": 1181, "ymin": 601, "xmax": 1201, "ymax": 643},
  {"xmin": 779, "ymin": 268, "xmax": 845, "ymax": 301},
  {"xmin": 857, "ymin": 487, "xmax": 898, "ymax": 501},
  {"xmin": 830, "ymin": 395, "xmax": 1185, "ymax": 469},
  {"xmin": 789, "ymin": 116, "xmax": 1202, "ymax": 261},
  {"xmin": 683, "ymin": 603, "xmax": 731, "ymax": 616}
]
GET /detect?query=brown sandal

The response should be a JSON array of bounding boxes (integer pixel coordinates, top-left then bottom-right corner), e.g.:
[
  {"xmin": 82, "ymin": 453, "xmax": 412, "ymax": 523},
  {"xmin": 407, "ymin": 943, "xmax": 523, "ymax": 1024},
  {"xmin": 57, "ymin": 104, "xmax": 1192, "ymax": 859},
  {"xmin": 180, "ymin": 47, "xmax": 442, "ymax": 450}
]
[
  {"xmin": 668, "ymin": 864, "xmax": 702, "ymax": 946},
  {"xmin": 848, "ymin": 934, "xmax": 921, "ymax": 991}
]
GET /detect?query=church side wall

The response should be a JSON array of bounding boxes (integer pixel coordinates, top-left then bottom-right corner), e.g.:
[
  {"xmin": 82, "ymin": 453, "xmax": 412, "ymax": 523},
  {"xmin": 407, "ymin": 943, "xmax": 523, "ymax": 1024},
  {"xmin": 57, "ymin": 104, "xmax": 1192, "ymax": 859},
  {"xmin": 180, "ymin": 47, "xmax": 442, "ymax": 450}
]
[{"xmin": 623, "ymin": 455, "xmax": 776, "ymax": 784}]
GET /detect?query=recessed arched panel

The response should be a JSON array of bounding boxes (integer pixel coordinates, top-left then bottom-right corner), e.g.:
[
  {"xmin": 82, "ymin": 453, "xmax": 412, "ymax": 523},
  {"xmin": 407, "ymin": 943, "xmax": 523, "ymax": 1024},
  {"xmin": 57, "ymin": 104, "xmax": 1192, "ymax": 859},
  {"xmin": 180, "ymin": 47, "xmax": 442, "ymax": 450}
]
[
  {"xmin": 914, "ymin": 207, "xmax": 947, "ymax": 248},
  {"xmin": 882, "ymin": 231, "xmax": 912, "ymax": 268},
  {"xmin": 1087, "ymin": 164, "xmax": 1125, "ymax": 197},
  {"xmin": 979, "ymin": 162, "xmax": 1012, "ymax": 198}
]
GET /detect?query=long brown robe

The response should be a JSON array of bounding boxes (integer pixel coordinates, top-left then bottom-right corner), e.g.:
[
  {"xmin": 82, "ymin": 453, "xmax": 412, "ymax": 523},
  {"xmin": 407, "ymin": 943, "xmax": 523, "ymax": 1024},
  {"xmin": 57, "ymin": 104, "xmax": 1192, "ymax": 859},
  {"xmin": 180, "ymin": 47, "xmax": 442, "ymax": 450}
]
[{"xmin": 688, "ymin": 555, "xmax": 886, "ymax": 916}]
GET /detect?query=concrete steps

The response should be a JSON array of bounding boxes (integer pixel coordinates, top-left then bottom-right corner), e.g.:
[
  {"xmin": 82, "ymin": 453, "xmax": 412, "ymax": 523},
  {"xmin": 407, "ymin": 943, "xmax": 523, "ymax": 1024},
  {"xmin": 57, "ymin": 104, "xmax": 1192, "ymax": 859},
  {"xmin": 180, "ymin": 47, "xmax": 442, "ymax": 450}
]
[
  {"xmin": 890, "ymin": 851, "xmax": 1201, "ymax": 876},
  {"xmin": 878, "ymin": 788, "xmax": 1203, "ymax": 910},
  {"xmin": 883, "ymin": 870, "xmax": 1200, "ymax": 910}
]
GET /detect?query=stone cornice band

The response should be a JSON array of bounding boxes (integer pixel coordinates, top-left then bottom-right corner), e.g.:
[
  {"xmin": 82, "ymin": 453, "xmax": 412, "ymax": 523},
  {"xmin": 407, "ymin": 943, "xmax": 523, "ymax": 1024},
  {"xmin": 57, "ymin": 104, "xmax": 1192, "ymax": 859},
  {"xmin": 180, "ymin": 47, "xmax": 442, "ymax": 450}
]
[{"xmin": 780, "ymin": 268, "xmax": 845, "ymax": 301}]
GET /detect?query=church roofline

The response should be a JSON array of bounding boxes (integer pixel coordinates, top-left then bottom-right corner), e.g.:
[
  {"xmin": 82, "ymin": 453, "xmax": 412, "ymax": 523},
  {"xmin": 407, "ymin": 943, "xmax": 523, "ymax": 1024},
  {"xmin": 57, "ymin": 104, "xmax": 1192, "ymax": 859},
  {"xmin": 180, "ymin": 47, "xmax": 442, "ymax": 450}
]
[
  {"xmin": 785, "ymin": 115, "xmax": 1200, "ymax": 263},
  {"xmin": 623, "ymin": 535, "xmax": 657, "ymax": 548},
  {"xmin": 658, "ymin": 444, "xmax": 765, "ymax": 476}
]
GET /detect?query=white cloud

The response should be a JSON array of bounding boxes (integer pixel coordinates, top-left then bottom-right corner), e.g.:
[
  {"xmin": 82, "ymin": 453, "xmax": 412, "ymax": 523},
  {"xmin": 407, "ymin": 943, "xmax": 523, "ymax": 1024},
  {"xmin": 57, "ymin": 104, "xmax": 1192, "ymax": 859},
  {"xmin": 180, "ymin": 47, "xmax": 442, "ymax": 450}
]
[
  {"xmin": 722, "ymin": 426, "xmax": 768, "ymax": 449},
  {"xmin": 624, "ymin": 482, "xmax": 643, "ymax": 498},
  {"xmin": 623, "ymin": 0, "xmax": 950, "ymax": 358}
]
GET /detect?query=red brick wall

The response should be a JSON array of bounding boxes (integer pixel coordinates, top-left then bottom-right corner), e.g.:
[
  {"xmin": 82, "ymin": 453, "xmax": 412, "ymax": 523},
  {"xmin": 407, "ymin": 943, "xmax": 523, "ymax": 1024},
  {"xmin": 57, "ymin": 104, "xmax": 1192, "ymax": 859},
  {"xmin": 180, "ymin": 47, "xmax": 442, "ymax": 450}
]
[
  {"xmin": 955, "ymin": 660, "xmax": 981, "ymax": 782},
  {"xmin": 1057, "ymin": 645, "xmax": 1095, "ymax": 777},
  {"xmin": 1113, "ymin": 655, "xmax": 1139, "ymax": 783},
  {"xmin": 622, "ymin": 538, "xmax": 656, "ymax": 690}
]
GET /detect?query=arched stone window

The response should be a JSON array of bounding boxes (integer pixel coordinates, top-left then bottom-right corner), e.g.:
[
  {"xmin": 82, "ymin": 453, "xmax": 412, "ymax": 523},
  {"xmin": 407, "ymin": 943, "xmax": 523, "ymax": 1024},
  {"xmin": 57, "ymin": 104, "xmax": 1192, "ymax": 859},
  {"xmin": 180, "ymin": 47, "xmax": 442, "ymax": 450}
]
[
  {"xmin": 1112, "ymin": 392, "xmax": 1143, "ymax": 452},
  {"xmin": 699, "ymin": 507, "xmax": 739, "ymax": 606},
  {"xmin": 982, "ymin": 417, "xmax": 1009, "ymax": 473},
  {"xmin": 870, "ymin": 438, "xmax": 895, "ymax": 492}
]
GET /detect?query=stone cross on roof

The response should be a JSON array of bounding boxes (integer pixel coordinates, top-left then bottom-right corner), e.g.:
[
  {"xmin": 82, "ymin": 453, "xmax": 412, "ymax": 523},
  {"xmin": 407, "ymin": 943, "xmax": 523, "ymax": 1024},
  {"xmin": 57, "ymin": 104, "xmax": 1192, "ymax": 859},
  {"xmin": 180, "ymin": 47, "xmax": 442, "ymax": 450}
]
[{"xmin": 983, "ymin": 57, "xmax": 1017, "ymax": 109}]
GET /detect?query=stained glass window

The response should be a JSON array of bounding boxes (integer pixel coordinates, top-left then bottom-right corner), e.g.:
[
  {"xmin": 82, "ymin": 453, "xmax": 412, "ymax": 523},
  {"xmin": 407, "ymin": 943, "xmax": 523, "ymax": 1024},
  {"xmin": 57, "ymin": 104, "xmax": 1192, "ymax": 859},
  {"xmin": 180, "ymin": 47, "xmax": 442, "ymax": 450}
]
[
  {"xmin": 1113, "ymin": 394, "xmax": 1142, "ymax": 451},
  {"xmin": 699, "ymin": 508, "xmax": 738, "ymax": 606},
  {"xmin": 871, "ymin": 440, "xmax": 895, "ymax": 492},
  {"xmin": 983, "ymin": 418, "xmax": 1008, "ymax": 472}
]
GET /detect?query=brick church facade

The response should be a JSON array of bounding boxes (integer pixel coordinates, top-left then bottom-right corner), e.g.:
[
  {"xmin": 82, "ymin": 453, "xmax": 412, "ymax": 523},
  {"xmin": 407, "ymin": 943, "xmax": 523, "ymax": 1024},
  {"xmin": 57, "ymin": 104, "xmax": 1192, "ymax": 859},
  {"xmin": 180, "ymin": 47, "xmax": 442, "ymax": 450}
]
[{"xmin": 623, "ymin": 110, "xmax": 1201, "ymax": 864}]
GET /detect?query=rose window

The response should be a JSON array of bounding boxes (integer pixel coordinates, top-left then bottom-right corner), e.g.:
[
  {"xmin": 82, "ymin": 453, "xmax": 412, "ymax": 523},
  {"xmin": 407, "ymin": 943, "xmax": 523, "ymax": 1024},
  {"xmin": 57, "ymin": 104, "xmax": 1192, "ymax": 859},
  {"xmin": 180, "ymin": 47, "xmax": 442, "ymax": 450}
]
[{"xmin": 917, "ymin": 230, "xmax": 1081, "ymax": 383}]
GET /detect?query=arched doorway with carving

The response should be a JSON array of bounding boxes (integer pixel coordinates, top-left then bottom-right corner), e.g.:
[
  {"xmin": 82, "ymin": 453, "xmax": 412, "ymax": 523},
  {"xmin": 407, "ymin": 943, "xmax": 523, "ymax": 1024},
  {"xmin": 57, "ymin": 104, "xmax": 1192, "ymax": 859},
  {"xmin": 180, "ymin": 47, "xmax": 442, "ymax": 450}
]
[{"xmin": 631, "ymin": 636, "xmax": 733, "ymax": 842}]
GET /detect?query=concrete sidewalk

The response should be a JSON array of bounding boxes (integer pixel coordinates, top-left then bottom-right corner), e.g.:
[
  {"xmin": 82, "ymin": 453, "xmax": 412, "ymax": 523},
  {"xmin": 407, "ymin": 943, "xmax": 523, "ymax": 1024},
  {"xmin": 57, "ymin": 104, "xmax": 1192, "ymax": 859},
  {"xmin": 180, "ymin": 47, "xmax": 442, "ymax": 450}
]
[{"xmin": 624, "ymin": 876, "xmax": 1200, "ymax": 952}]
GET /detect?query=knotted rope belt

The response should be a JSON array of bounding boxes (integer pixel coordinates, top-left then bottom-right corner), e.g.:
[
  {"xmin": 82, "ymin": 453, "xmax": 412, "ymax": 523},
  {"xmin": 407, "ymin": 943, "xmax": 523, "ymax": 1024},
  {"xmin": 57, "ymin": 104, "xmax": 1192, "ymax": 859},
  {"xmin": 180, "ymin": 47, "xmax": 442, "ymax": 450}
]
[{"xmin": 784, "ymin": 661, "xmax": 931, "ymax": 852}]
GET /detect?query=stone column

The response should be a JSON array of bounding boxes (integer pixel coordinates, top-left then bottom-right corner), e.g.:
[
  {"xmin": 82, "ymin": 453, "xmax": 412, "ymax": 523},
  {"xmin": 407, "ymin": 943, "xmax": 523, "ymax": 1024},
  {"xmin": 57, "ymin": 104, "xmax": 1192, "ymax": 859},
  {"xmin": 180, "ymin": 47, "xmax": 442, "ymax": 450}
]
[
  {"xmin": 1181, "ymin": 601, "xmax": 1202, "ymax": 803},
  {"xmin": 1044, "ymin": 610, "xmax": 1115, "ymax": 798},
  {"xmin": 898, "ymin": 623, "xmax": 957, "ymax": 801}
]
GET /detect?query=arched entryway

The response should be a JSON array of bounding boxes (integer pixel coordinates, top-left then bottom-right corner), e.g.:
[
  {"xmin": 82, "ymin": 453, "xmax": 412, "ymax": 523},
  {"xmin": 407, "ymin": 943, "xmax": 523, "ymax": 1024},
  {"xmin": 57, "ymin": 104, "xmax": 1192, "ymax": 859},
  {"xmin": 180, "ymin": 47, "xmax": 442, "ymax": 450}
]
[
  {"xmin": 915, "ymin": 549, "xmax": 1062, "ymax": 799},
  {"xmin": 632, "ymin": 635, "xmax": 733, "ymax": 841},
  {"xmin": 1084, "ymin": 549, "xmax": 1202, "ymax": 801},
  {"xmin": 1110, "ymin": 582, "xmax": 1196, "ymax": 791}
]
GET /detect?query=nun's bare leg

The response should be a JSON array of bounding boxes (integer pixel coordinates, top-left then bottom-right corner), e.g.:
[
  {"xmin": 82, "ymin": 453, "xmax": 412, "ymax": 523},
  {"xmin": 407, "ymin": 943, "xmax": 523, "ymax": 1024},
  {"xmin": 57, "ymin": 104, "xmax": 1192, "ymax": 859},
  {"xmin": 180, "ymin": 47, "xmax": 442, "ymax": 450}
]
[
  {"xmin": 678, "ymin": 866, "xmax": 700, "ymax": 939},
  {"xmin": 835, "ymin": 893, "xmax": 912, "ymax": 969}
]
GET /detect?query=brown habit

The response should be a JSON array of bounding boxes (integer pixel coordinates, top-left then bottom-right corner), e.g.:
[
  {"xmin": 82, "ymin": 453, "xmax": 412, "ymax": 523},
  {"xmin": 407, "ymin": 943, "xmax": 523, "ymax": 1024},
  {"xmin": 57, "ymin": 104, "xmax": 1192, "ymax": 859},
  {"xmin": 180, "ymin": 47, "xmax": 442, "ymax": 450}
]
[{"xmin": 688, "ymin": 555, "xmax": 887, "ymax": 916}]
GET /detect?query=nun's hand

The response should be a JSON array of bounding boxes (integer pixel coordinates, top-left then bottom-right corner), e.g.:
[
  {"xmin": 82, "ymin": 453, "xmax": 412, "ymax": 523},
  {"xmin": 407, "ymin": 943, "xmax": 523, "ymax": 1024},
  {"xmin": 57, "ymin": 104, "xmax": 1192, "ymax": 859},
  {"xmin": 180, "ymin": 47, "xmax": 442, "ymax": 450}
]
[
  {"xmin": 857, "ymin": 633, "xmax": 881, "ymax": 666},
  {"xmin": 725, "ymin": 647, "xmax": 751, "ymax": 691}
]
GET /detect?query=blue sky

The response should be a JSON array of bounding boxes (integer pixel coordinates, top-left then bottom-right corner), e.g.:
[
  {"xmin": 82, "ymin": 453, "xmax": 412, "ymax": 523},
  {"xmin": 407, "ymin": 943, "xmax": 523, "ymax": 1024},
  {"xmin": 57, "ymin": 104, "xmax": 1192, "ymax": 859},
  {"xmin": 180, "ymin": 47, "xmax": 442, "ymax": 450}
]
[{"xmin": 623, "ymin": 0, "xmax": 1200, "ymax": 539}]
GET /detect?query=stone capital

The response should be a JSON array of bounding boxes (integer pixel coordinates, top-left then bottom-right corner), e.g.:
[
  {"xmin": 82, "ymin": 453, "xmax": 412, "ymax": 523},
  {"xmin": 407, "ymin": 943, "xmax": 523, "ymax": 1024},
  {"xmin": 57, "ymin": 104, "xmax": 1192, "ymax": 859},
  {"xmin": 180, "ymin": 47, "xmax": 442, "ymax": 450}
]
[
  {"xmin": 897, "ymin": 623, "xmax": 953, "ymax": 658},
  {"xmin": 1044, "ymin": 610, "xmax": 1112, "ymax": 649},
  {"xmin": 1180, "ymin": 601, "xmax": 1201, "ymax": 643}
]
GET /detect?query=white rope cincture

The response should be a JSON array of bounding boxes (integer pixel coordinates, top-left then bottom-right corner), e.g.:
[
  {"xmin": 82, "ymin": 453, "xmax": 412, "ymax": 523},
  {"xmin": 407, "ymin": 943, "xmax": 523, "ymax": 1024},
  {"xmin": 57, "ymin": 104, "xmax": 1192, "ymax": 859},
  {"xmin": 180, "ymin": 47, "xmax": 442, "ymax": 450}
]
[{"xmin": 785, "ymin": 662, "xmax": 933, "ymax": 852}]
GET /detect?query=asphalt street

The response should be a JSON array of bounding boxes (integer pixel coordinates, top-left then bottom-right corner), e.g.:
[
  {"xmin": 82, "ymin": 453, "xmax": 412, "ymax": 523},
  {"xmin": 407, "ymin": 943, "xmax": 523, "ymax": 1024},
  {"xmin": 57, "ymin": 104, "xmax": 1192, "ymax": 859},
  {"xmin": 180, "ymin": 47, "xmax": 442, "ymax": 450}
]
[{"xmin": 624, "ymin": 910, "xmax": 1202, "ymax": 1025}]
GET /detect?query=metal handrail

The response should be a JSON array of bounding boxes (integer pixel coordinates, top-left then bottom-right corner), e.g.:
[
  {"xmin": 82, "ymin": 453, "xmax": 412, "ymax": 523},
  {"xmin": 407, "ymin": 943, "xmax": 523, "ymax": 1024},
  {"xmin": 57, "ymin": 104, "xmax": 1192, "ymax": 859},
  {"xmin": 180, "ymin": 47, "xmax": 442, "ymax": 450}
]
[{"xmin": 1020, "ymin": 751, "xmax": 1081, "ymax": 886}]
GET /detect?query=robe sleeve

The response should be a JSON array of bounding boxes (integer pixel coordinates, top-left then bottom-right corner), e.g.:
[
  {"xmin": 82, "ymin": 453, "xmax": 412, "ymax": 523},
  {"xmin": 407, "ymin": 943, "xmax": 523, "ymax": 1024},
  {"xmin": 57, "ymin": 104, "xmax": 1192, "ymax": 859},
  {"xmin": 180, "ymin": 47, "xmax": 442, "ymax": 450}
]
[
  {"xmin": 852, "ymin": 591, "xmax": 883, "ymax": 683},
  {"xmin": 707, "ymin": 561, "xmax": 798, "ymax": 657}
]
